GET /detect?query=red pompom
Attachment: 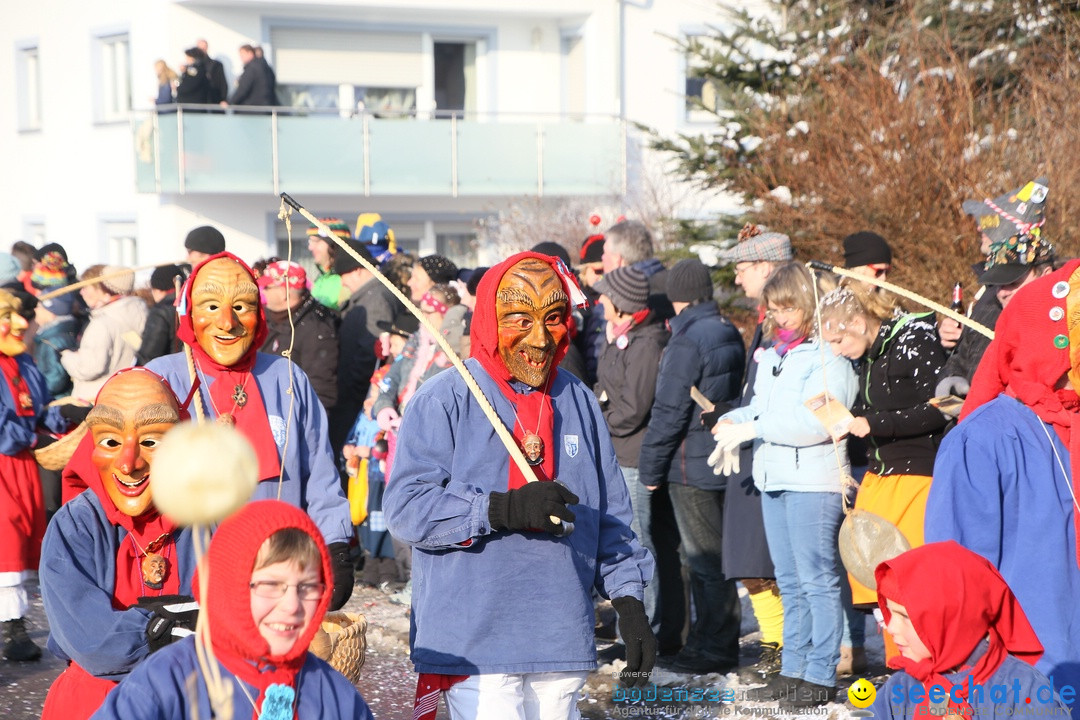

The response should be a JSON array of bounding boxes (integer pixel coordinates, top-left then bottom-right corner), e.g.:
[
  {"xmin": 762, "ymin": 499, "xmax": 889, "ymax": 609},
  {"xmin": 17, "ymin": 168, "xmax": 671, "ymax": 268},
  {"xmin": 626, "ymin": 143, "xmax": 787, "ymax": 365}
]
[{"xmin": 589, "ymin": 214, "xmax": 601, "ymax": 227}]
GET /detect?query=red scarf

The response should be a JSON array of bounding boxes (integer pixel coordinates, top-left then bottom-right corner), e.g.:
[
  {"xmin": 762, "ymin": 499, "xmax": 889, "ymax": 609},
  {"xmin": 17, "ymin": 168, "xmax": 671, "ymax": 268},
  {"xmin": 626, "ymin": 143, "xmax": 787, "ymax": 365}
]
[
  {"xmin": 469, "ymin": 251, "xmax": 580, "ymax": 490},
  {"xmin": 876, "ymin": 541, "xmax": 1043, "ymax": 718},
  {"xmin": 178, "ymin": 253, "xmax": 280, "ymax": 482},
  {"xmin": 198, "ymin": 500, "xmax": 333, "ymax": 720},
  {"xmin": 0, "ymin": 355, "xmax": 34, "ymax": 417}
]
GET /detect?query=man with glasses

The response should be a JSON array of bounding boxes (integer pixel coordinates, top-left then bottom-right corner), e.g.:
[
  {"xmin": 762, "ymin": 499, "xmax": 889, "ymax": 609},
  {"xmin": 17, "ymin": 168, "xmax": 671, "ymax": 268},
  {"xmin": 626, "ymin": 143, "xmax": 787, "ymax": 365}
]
[{"xmin": 713, "ymin": 226, "xmax": 793, "ymax": 680}]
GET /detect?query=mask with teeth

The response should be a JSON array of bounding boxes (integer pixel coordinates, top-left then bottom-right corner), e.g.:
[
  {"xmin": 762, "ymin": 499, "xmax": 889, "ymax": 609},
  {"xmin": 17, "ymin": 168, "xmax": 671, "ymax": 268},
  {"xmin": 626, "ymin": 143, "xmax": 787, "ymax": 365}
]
[
  {"xmin": 87, "ymin": 370, "xmax": 181, "ymax": 517},
  {"xmin": 495, "ymin": 258, "xmax": 569, "ymax": 388},
  {"xmin": 190, "ymin": 258, "xmax": 261, "ymax": 367}
]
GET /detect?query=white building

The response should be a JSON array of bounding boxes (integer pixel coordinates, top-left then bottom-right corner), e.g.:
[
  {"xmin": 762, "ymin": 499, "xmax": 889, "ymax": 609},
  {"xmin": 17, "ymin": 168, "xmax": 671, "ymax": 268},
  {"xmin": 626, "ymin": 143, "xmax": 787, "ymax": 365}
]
[{"xmin": 2, "ymin": 0, "xmax": 744, "ymax": 273}]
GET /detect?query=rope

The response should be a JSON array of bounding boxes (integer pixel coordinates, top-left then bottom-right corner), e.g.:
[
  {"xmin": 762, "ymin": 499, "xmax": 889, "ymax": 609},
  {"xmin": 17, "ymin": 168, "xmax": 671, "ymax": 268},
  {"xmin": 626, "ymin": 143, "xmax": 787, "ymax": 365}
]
[
  {"xmin": 279, "ymin": 192, "xmax": 571, "ymax": 535},
  {"xmin": 274, "ymin": 198, "xmax": 299, "ymax": 501}
]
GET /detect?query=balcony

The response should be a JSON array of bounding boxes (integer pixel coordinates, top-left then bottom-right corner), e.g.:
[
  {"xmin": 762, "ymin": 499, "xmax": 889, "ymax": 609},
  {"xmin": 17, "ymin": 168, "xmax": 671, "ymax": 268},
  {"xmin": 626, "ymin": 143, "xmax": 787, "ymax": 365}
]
[{"xmin": 132, "ymin": 107, "xmax": 626, "ymax": 198}]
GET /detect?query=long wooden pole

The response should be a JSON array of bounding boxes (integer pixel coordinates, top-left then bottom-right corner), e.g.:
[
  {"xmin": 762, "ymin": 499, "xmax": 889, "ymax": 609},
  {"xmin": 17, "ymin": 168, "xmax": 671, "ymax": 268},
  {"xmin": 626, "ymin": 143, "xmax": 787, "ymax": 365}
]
[{"xmin": 279, "ymin": 193, "xmax": 572, "ymax": 536}]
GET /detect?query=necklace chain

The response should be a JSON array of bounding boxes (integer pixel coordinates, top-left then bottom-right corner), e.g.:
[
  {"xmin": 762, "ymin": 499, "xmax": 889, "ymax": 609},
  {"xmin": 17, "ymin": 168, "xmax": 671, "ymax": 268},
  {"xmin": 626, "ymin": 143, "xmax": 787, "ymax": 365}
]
[{"xmin": 195, "ymin": 360, "xmax": 251, "ymax": 419}]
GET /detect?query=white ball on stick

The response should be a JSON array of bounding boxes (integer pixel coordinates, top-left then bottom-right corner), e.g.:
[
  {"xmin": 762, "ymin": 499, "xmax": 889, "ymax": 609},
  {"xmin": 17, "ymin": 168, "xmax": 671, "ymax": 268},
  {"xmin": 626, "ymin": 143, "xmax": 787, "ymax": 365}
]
[{"xmin": 150, "ymin": 421, "xmax": 259, "ymax": 526}]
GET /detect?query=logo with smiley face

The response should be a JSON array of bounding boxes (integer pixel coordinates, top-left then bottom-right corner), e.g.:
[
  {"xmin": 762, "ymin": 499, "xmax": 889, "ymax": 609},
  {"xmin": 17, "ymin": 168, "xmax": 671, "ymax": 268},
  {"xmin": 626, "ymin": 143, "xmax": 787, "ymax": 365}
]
[{"xmin": 848, "ymin": 678, "xmax": 877, "ymax": 715}]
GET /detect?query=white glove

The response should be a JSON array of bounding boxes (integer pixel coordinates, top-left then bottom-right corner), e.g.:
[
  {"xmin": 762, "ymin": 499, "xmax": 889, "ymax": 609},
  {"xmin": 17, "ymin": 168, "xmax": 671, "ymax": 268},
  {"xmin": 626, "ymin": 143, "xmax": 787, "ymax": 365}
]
[
  {"xmin": 712, "ymin": 421, "xmax": 757, "ymax": 453},
  {"xmin": 935, "ymin": 376, "xmax": 970, "ymax": 398},
  {"xmin": 722, "ymin": 446, "xmax": 741, "ymax": 476}
]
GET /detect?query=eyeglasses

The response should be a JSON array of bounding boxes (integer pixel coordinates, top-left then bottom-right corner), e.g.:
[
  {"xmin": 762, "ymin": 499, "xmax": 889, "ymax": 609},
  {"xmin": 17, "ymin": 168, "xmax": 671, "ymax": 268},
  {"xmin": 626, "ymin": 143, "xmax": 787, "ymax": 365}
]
[
  {"xmin": 734, "ymin": 262, "xmax": 760, "ymax": 277},
  {"xmin": 249, "ymin": 580, "xmax": 326, "ymax": 601},
  {"xmin": 765, "ymin": 306, "xmax": 801, "ymax": 320}
]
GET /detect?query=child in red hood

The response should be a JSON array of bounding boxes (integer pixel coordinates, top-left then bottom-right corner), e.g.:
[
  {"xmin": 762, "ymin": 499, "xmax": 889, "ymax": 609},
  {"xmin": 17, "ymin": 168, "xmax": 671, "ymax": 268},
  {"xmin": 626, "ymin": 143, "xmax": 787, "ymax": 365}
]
[{"xmin": 869, "ymin": 541, "xmax": 1071, "ymax": 719}]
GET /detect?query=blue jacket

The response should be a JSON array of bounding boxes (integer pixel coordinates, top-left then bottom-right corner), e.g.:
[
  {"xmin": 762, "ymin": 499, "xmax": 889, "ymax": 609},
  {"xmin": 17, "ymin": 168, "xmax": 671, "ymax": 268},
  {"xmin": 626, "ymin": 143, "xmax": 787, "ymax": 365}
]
[
  {"xmin": 146, "ymin": 351, "xmax": 351, "ymax": 545},
  {"xmin": 722, "ymin": 338, "xmax": 857, "ymax": 493},
  {"xmin": 638, "ymin": 301, "xmax": 745, "ymax": 490},
  {"xmin": 870, "ymin": 645, "xmax": 1071, "ymax": 718},
  {"xmin": 90, "ymin": 636, "xmax": 374, "ymax": 720},
  {"xmin": 0, "ymin": 353, "xmax": 67, "ymax": 455},
  {"xmin": 40, "ymin": 492, "xmax": 196, "ymax": 678},
  {"xmin": 926, "ymin": 395, "xmax": 1080, "ymax": 710},
  {"xmin": 33, "ymin": 317, "xmax": 78, "ymax": 398},
  {"xmin": 383, "ymin": 358, "xmax": 653, "ymax": 675}
]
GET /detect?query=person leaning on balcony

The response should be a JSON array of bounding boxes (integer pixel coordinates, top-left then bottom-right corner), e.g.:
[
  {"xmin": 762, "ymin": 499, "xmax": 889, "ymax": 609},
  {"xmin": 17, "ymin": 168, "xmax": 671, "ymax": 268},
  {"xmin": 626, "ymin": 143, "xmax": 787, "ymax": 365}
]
[
  {"xmin": 224, "ymin": 44, "xmax": 280, "ymax": 108},
  {"xmin": 174, "ymin": 47, "xmax": 213, "ymax": 106},
  {"xmin": 60, "ymin": 266, "xmax": 148, "ymax": 402}
]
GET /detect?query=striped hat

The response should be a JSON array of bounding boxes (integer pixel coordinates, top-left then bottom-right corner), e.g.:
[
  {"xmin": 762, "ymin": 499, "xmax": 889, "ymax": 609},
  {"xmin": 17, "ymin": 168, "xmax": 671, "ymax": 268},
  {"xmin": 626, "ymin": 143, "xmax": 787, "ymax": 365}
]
[
  {"xmin": 30, "ymin": 251, "xmax": 70, "ymax": 290},
  {"xmin": 307, "ymin": 218, "xmax": 352, "ymax": 242},
  {"xmin": 593, "ymin": 265, "xmax": 649, "ymax": 314}
]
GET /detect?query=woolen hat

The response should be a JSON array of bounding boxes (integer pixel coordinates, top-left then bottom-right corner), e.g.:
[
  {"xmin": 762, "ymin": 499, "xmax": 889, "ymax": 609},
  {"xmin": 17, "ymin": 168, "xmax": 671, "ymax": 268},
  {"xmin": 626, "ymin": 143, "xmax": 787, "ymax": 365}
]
[
  {"xmin": 593, "ymin": 266, "xmax": 649, "ymax": 314},
  {"xmin": 150, "ymin": 264, "xmax": 186, "ymax": 292},
  {"xmin": 306, "ymin": 218, "xmax": 351, "ymax": 243},
  {"xmin": 963, "ymin": 177, "xmax": 1049, "ymax": 247},
  {"xmin": 35, "ymin": 242, "xmax": 69, "ymax": 262},
  {"xmin": 718, "ymin": 231, "xmax": 793, "ymax": 264},
  {"xmin": 417, "ymin": 254, "xmax": 459, "ymax": 285},
  {"xmin": 843, "ymin": 231, "xmax": 892, "ymax": 268},
  {"xmin": 666, "ymin": 258, "xmax": 714, "ymax": 303},
  {"xmin": 30, "ymin": 251, "xmax": 69, "ymax": 290},
  {"xmin": 256, "ymin": 260, "xmax": 307, "ymax": 290},
  {"xmin": 579, "ymin": 234, "xmax": 605, "ymax": 265},
  {"xmin": 41, "ymin": 292, "xmax": 75, "ymax": 317},
  {"xmin": 184, "ymin": 225, "xmax": 226, "ymax": 255},
  {"xmin": 100, "ymin": 266, "xmax": 135, "ymax": 295},
  {"xmin": 332, "ymin": 240, "xmax": 377, "ymax": 276}
]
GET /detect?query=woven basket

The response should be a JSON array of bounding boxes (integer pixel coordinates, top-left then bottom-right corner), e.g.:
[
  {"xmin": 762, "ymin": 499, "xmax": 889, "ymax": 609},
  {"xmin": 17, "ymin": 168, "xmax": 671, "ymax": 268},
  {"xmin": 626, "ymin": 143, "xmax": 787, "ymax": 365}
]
[
  {"xmin": 34, "ymin": 421, "xmax": 88, "ymax": 471},
  {"xmin": 309, "ymin": 611, "xmax": 367, "ymax": 684}
]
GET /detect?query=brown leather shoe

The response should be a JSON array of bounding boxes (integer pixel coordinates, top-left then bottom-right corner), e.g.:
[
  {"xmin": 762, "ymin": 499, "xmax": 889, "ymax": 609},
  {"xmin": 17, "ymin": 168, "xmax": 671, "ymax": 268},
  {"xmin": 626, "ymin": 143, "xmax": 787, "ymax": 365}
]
[{"xmin": 836, "ymin": 645, "xmax": 868, "ymax": 678}]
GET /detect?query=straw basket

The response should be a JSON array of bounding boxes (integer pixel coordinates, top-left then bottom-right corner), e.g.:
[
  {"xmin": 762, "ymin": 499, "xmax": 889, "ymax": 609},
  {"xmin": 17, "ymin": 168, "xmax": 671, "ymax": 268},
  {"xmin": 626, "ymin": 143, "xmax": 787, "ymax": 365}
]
[
  {"xmin": 309, "ymin": 611, "xmax": 367, "ymax": 684},
  {"xmin": 34, "ymin": 421, "xmax": 88, "ymax": 471}
]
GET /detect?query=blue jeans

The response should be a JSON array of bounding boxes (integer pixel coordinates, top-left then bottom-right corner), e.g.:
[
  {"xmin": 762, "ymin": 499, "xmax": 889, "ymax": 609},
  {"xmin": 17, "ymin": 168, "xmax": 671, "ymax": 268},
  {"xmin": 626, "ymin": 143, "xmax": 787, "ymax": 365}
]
[
  {"xmin": 761, "ymin": 490, "xmax": 845, "ymax": 687},
  {"xmin": 668, "ymin": 483, "xmax": 741, "ymax": 664},
  {"xmin": 623, "ymin": 467, "xmax": 685, "ymax": 654}
]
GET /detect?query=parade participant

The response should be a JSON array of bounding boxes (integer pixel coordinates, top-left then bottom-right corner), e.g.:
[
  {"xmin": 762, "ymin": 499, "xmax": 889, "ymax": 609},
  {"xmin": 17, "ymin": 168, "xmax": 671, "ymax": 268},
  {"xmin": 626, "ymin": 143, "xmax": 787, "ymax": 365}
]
[
  {"xmin": 40, "ymin": 368, "xmax": 196, "ymax": 719},
  {"xmin": 306, "ymin": 219, "xmax": 350, "ymax": 310},
  {"xmin": 183, "ymin": 225, "xmax": 226, "ymax": 266},
  {"xmin": 384, "ymin": 252, "xmax": 654, "ymax": 720},
  {"xmin": 0, "ymin": 289, "xmax": 78, "ymax": 662},
  {"xmin": 868, "ymin": 542, "xmax": 1068, "ymax": 719},
  {"xmin": 92, "ymin": 500, "xmax": 375, "ymax": 720},
  {"xmin": 926, "ymin": 259, "xmax": 1080, "ymax": 710},
  {"xmin": 145, "ymin": 253, "xmax": 354, "ymax": 609}
]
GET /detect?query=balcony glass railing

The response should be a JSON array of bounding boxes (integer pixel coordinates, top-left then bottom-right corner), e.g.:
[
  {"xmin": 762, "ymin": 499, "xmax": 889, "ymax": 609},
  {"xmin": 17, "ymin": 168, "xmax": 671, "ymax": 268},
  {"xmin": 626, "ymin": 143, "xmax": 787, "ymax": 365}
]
[{"xmin": 132, "ymin": 107, "xmax": 625, "ymax": 197}]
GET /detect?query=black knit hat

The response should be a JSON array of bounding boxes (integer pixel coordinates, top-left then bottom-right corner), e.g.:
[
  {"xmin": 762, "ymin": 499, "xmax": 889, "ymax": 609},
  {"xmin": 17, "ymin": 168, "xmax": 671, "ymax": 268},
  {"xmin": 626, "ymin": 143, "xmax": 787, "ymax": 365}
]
[
  {"xmin": 580, "ymin": 234, "xmax": 605, "ymax": 265},
  {"xmin": 150, "ymin": 264, "xmax": 186, "ymax": 292},
  {"xmin": 531, "ymin": 241, "xmax": 571, "ymax": 267},
  {"xmin": 333, "ymin": 240, "xmax": 378, "ymax": 275},
  {"xmin": 417, "ymin": 254, "xmax": 459, "ymax": 285},
  {"xmin": 666, "ymin": 258, "xmax": 713, "ymax": 303},
  {"xmin": 843, "ymin": 231, "xmax": 892, "ymax": 268},
  {"xmin": 593, "ymin": 266, "xmax": 649, "ymax": 314},
  {"xmin": 466, "ymin": 267, "xmax": 489, "ymax": 297},
  {"xmin": 184, "ymin": 225, "xmax": 226, "ymax": 255}
]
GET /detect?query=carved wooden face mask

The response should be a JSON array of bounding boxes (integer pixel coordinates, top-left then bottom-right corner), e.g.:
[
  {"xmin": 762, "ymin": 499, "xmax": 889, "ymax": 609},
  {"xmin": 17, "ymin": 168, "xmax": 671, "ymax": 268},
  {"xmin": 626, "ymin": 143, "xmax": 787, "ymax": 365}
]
[
  {"xmin": 87, "ymin": 371, "xmax": 180, "ymax": 517},
  {"xmin": 190, "ymin": 258, "xmax": 260, "ymax": 367},
  {"xmin": 495, "ymin": 259, "xmax": 569, "ymax": 388},
  {"xmin": 0, "ymin": 291, "xmax": 28, "ymax": 358}
]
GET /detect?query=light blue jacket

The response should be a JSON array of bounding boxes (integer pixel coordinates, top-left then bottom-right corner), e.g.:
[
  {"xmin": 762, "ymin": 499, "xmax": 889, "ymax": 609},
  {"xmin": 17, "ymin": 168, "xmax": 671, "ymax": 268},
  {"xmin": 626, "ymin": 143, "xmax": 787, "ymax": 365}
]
[{"xmin": 722, "ymin": 338, "xmax": 857, "ymax": 493}]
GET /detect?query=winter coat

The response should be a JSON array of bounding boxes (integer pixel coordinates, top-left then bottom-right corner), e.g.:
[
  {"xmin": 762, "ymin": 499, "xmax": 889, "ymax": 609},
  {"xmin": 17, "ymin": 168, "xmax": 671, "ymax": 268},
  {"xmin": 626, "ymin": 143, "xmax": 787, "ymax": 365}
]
[
  {"xmin": 262, "ymin": 293, "xmax": 340, "ymax": 411},
  {"xmin": 855, "ymin": 312, "xmax": 947, "ymax": 476},
  {"xmin": 136, "ymin": 293, "xmax": 179, "ymax": 367},
  {"xmin": 638, "ymin": 301, "xmax": 744, "ymax": 490},
  {"xmin": 229, "ymin": 58, "xmax": 279, "ymax": 107},
  {"xmin": 940, "ymin": 280, "xmax": 1000, "ymax": 384},
  {"xmin": 722, "ymin": 337, "xmax": 858, "ymax": 493},
  {"xmin": 595, "ymin": 317, "xmax": 669, "ymax": 468},
  {"xmin": 34, "ymin": 316, "xmax": 78, "ymax": 397},
  {"xmin": 337, "ymin": 278, "xmax": 395, "ymax": 409},
  {"xmin": 174, "ymin": 61, "xmax": 212, "ymax": 105},
  {"xmin": 61, "ymin": 295, "xmax": 147, "ymax": 401}
]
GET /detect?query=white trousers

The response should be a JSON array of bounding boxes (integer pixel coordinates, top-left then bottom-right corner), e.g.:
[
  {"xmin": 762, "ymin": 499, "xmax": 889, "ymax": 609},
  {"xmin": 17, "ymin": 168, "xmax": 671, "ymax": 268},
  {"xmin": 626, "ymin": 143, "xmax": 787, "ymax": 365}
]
[
  {"xmin": 445, "ymin": 671, "xmax": 590, "ymax": 720},
  {"xmin": 0, "ymin": 571, "xmax": 34, "ymax": 621}
]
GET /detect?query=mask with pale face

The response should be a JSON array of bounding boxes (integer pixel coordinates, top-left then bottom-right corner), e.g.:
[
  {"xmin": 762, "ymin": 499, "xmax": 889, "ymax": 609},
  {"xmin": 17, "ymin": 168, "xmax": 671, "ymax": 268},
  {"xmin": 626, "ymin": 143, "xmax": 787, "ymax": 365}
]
[
  {"xmin": 189, "ymin": 258, "xmax": 261, "ymax": 367},
  {"xmin": 0, "ymin": 291, "xmax": 29, "ymax": 358},
  {"xmin": 87, "ymin": 370, "xmax": 181, "ymax": 517},
  {"xmin": 494, "ymin": 259, "xmax": 569, "ymax": 388}
]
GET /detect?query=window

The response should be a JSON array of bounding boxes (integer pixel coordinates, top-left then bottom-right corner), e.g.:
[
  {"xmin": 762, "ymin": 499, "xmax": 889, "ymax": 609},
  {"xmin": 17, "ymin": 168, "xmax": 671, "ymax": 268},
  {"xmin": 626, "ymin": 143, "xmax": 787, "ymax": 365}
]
[
  {"xmin": 103, "ymin": 221, "xmax": 137, "ymax": 266},
  {"xmin": 685, "ymin": 34, "xmax": 722, "ymax": 123},
  {"xmin": 94, "ymin": 33, "xmax": 131, "ymax": 122},
  {"xmin": 22, "ymin": 221, "xmax": 45, "ymax": 248},
  {"xmin": 16, "ymin": 44, "xmax": 42, "ymax": 131},
  {"xmin": 561, "ymin": 34, "xmax": 585, "ymax": 119}
]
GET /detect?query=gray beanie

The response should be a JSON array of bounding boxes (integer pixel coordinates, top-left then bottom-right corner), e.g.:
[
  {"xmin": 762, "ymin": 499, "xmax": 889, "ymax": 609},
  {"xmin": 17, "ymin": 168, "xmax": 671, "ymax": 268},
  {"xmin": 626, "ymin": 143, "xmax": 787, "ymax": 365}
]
[
  {"xmin": 100, "ymin": 266, "xmax": 135, "ymax": 295},
  {"xmin": 666, "ymin": 258, "xmax": 713, "ymax": 303},
  {"xmin": 593, "ymin": 266, "xmax": 649, "ymax": 314}
]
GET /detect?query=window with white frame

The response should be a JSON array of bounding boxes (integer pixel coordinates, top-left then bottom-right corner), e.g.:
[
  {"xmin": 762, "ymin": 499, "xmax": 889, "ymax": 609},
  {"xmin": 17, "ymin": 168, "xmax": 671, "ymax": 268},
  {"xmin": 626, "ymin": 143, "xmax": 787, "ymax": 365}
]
[
  {"xmin": 16, "ymin": 44, "xmax": 42, "ymax": 131},
  {"xmin": 95, "ymin": 33, "xmax": 131, "ymax": 122},
  {"xmin": 685, "ymin": 34, "xmax": 723, "ymax": 123},
  {"xmin": 104, "ymin": 221, "xmax": 138, "ymax": 266},
  {"xmin": 22, "ymin": 221, "xmax": 46, "ymax": 248}
]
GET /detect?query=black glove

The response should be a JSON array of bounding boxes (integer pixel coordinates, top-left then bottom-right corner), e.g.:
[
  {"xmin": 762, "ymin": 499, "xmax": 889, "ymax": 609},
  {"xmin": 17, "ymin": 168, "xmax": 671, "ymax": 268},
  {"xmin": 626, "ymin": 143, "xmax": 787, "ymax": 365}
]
[
  {"xmin": 59, "ymin": 403, "xmax": 92, "ymax": 426},
  {"xmin": 136, "ymin": 594, "xmax": 199, "ymax": 653},
  {"xmin": 34, "ymin": 432, "xmax": 58, "ymax": 449},
  {"xmin": 612, "ymin": 596, "xmax": 656, "ymax": 687},
  {"xmin": 700, "ymin": 401, "xmax": 733, "ymax": 429},
  {"xmin": 488, "ymin": 481, "xmax": 579, "ymax": 535},
  {"xmin": 328, "ymin": 541, "xmax": 355, "ymax": 611}
]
